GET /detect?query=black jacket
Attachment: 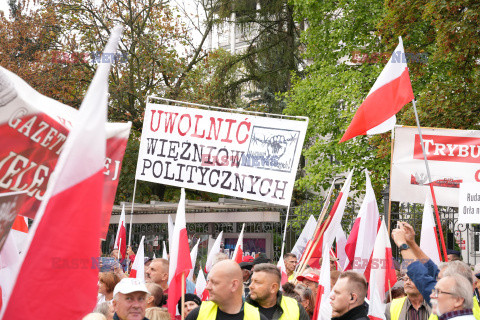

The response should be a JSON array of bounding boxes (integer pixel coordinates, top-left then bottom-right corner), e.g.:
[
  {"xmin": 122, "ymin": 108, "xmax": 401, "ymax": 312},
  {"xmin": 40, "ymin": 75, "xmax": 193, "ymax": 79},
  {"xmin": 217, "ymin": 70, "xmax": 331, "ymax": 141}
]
[
  {"xmin": 332, "ymin": 305, "xmax": 369, "ymax": 320},
  {"xmin": 246, "ymin": 292, "xmax": 310, "ymax": 320}
]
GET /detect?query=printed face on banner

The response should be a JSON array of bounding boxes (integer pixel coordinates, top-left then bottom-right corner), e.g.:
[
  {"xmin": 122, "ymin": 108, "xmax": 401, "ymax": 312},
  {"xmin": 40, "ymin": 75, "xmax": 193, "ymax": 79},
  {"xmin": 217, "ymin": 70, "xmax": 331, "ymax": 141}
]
[
  {"xmin": 135, "ymin": 103, "xmax": 308, "ymax": 206},
  {"xmin": 0, "ymin": 191, "xmax": 28, "ymax": 251},
  {"xmin": 391, "ymin": 126, "xmax": 480, "ymax": 207}
]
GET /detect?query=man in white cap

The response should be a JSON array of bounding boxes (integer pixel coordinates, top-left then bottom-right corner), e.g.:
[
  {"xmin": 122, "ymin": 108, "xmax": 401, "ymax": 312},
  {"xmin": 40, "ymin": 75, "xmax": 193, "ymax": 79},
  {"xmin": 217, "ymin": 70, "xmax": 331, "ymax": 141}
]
[{"xmin": 112, "ymin": 278, "xmax": 150, "ymax": 320}]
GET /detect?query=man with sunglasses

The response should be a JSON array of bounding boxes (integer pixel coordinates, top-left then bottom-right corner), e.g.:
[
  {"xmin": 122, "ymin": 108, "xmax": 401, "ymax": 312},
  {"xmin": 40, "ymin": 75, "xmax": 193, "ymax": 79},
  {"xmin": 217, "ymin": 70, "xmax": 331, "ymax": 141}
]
[
  {"xmin": 386, "ymin": 274, "xmax": 432, "ymax": 320},
  {"xmin": 430, "ymin": 275, "xmax": 475, "ymax": 319}
]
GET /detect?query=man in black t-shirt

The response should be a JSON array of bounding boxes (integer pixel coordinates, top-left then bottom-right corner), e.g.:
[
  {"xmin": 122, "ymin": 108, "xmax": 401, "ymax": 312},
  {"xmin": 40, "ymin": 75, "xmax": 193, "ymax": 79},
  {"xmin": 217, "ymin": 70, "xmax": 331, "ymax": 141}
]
[{"xmin": 186, "ymin": 260, "xmax": 267, "ymax": 320}]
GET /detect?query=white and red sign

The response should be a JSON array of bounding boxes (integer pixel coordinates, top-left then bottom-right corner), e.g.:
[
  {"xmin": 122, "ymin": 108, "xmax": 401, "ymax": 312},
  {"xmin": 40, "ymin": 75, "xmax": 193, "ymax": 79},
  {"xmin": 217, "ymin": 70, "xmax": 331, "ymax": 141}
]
[
  {"xmin": 0, "ymin": 67, "xmax": 131, "ymax": 238},
  {"xmin": 391, "ymin": 126, "xmax": 480, "ymax": 206},
  {"xmin": 135, "ymin": 103, "xmax": 308, "ymax": 206}
]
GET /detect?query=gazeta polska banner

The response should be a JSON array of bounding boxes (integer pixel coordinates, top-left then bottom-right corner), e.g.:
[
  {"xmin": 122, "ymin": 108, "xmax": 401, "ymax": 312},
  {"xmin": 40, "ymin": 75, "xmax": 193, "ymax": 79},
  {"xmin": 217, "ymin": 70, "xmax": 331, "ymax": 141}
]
[
  {"xmin": 0, "ymin": 67, "xmax": 131, "ymax": 238},
  {"xmin": 391, "ymin": 126, "xmax": 480, "ymax": 207},
  {"xmin": 136, "ymin": 102, "xmax": 308, "ymax": 206}
]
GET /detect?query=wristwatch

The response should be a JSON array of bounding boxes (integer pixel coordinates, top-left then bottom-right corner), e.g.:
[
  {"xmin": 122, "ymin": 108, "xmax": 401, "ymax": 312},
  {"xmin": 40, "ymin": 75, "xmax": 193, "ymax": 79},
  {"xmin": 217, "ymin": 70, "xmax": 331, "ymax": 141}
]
[{"xmin": 399, "ymin": 243, "xmax": 410, "ymax": 251}]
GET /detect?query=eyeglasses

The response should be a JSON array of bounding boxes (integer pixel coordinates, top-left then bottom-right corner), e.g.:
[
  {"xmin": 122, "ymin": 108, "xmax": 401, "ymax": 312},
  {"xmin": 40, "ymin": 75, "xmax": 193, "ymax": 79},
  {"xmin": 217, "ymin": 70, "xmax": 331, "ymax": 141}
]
[{"xmin": 431, "ymin": 288, "xmax": 455, "ymax": 297}]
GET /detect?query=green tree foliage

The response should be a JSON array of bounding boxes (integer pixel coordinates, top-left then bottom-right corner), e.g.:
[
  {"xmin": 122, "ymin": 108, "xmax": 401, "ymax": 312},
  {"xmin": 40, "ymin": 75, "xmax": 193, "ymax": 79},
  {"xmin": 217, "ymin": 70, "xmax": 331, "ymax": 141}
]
[{"xmin": 284, "ymin": 0, "xmax": 391, "ymax": 198}]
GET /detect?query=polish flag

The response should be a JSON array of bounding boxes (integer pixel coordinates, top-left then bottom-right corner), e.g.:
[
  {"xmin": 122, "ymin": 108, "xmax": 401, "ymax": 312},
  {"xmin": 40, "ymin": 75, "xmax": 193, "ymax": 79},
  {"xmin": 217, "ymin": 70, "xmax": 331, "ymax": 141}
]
[
  {"xmin": 114, "ymin": 204, "xmax": 127, "ymax": 260},
  {"xmin": 129, "ymin": 236, "xmax": 145, "ymax": 281},
  {"xmin": 367, "ymin": 219, "xmax": 397, "ymax": 309},
  {"xmin": 232, "ymin": 224, "xmax": 245, "ymax": 263},
  {"xmin": 344, "ymin": 170, "xmax": 380, "ymax": 273},
  {"xmin": 167, "ymin": 188, "xmax": 192, "ymax": 319},
  {"xmin": 277, "ymin": 252, "xmax": 288, "ymax": 285},
  {"xmin": 291, "ymin": 215, "xmax": 317, "ymax": 260},
  {"xmin": 312, "ymin": 246, "xmax": 333, "ymax": 320},
  {"xmin": 307, "ymin": 171, "xmax": 354, "ymax": 268},
  {"xmin": 0, "ymin": 26, "xmax": 122, "ymax": 319},
  {"xmin": 340, "ymin": 37, "xmax": 414, "ymax": 142},
  {"xmin": 162, "ymin": 241, "xmax": 168, "ymax": 260},
  {"xmin": 205, "ymin": 231, "xmax": 223, "ymax": 273},
  {"xmin": 367, "ymin": 272, "xmax": 386, "ymax": 320},
  {"xmin": 195, "ymin": 269, "xmax": 209, "ymax": 301},
  {"xmin": 420, "ymin": 195, "xmax": 441, "ymax": 265},
  {"xmin": 10, "ymin": 216, "xmax": 28, "ymax": 254},
  {"xmin": 188, "ymin": 238, "xmax": 201, "ymax": 281}
]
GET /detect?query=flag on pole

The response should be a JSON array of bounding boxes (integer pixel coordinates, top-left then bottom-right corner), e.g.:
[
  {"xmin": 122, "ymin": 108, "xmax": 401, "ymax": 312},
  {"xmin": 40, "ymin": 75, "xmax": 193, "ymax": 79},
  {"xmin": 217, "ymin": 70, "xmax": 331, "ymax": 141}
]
[
  {"xmin": 312, "ymin": 246, "xmax": 333, "ymax": 320},
  {"xmin": 307, "ymin": 171, "xmax": 354, "ymax": 268},
  {"xmin": 277, "ymin": 252, "xmax": 288, "ymax": 285},
  {"xmin": 195, "ymin": 268, "xmax": 209, "ymax": 301},
  {"xmin": 205, "ymin": 231, "xmax": 223, "ymax": 273},
  {"xmin": 232, "ymin": 224, "xmax": 245, "ymax": 263},
  {"xmin": 344, "ymin": 170, "xmax": 380, "ymax": 273},
  {"xmin": 335, "ymin": 227, "xmax": 348, "ymax": 271},
  {"xmin": 367, "ymin": 219, "xmax": 397, "ymax": 309},
  {"xmin": 162, "ymin": 241, "xmax": 168, "ymax": 260},
  {"xmin": 340, "ymin": 37, "xmax": 414, "ymax": 142},
  {"xmin": 130, "ymin": 236, "xmax": 145, "ymax": 281},
  {"xmin": 0, "ymin": 26, "xmax": 123, "ymax": 319},
  {"xmin": 167, "ymin": 188, "xmax": 192, "ymax": 319},
  {"xmin": 367, "ymin": 270, "xmax": 386, "ymax": 320},
  {"xmin": 291, "ymin": 215, "xmax": 317, "ymax": 260},
  {"xmin": 188, "ymin": 238, "xmax": 200, "ymax": 281},
  {"xmin": 420, "ymin": 195, "xmax": 441, "ymax": 265},
  {"xmin": 114, "ymin": 204, "xmax": 127, "ymax": 260}
]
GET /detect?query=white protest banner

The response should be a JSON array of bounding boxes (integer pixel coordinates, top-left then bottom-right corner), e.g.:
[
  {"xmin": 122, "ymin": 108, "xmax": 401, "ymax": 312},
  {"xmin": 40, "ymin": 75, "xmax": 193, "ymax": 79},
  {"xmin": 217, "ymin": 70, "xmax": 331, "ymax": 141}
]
[
  {"xmin": 391, "ymin": 126, "xmax": 480, "ymax": 207},
  {"xmin": 458, "ymin": 183, "xmax": 480, "ymax": 223},
  {"xmin": 0, "ymin": 191, "xmax": 27, "ymax": 251},
  {"xmin": 0, "ymin": 67, "xmax": 131, "ymax": 238},
  {"xmin": 135, "ymin": 102, "xmax": 308, "ymax": 206}
]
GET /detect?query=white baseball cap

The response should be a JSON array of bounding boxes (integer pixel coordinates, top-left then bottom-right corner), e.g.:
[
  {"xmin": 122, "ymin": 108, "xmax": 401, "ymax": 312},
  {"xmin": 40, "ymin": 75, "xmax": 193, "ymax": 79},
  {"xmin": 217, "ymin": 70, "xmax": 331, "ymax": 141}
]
[{"xmin": 113, "ymin": 278, "xmax": 149, "ymax": 297}]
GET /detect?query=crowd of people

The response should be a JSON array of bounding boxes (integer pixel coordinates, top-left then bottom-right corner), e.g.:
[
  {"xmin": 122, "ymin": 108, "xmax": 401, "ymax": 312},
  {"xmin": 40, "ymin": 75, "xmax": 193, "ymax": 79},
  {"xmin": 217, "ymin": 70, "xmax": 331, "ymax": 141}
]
[{"xmin": 83, "ymin": 222, "xmax": 480, "ymax": 320}]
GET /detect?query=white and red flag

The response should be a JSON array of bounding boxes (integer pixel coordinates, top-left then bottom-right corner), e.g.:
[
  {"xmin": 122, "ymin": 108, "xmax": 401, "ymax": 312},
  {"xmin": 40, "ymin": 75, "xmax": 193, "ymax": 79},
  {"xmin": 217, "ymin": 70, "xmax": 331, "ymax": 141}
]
[
  {"xmin": 0, "ymin": 26, "xmax": 123, "ymax": 319},
  {"xmin": 312, "ymin": 246, "xmax": 333, "ymax": 320},
  {"xmin": 335, "ymin": 227, "xmax": 348, "ymax": 271},
  {"xmin": 205, "ymin": 231, "xmax": 223, "ymax": 273},
  {"xmin": 10, "ymin": 216, "xmax": 28, "ymax": 255},
  {"xmin": 188, "ymin": 238, "xmax": 200, "ymax": 282},
  {"xmin": 277, "ymin": 252, "xmax": 288, "ymax": 285},
  {"xmin": 306, "ymin": 171, "xmax": 353, "ymax": 268},
  {"xmin": 167, "ymin": 188, "xmax": 192, "ymax": 318},
  {"xmin": 232, "ymin": 223, "xmax": 245, "ymax": 263},
  {"xmin": 114, "ymin": 203, "xmax": 127, "ymax": 260},
  {"xmin": 367, "ymin": 219, "xmax": 397, "ymax": 316},
  {"xmin": 195, "ymin": 268, "xmax": 209, "ymax": 301},
  {"xmin": 344, "ymin": 170, "xmax": 380, "ymax": 273},
  {"xmin": 129, "ymin": 236, "xmax": 145, "ymax": 281},
  {"xmin": 291, "ymin": 215, "xmax": 317, "ymax": 260},
  {"xmin": 420, "ymin": 195, "xmax": 441, "ymax": 265},
  {"xmin": 340, "ymin": 37, "xmax": 414, "ymax": 142}
]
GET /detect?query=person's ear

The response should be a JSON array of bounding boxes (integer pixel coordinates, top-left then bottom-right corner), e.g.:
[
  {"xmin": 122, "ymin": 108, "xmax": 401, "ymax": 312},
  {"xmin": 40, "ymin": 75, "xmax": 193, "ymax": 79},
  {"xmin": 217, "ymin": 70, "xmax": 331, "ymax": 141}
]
[
  {"xmin": 350, "ymin": 293, "xmax": 357, "ymax": 304},
  {"xmin": 453, "ymin": 297, "xmax": 464, "ymax": 309},
  {"xmin": 146, "ymin": 295, "xmax": 154, "ymax": 305}
]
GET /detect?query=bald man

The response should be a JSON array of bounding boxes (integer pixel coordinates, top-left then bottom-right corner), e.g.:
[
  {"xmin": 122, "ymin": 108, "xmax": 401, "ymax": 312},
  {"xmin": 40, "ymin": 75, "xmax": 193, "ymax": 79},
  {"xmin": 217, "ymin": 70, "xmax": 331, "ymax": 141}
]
[{"xmin": 186, "ymin": 260, "xmax": 267, "ymax": 320}]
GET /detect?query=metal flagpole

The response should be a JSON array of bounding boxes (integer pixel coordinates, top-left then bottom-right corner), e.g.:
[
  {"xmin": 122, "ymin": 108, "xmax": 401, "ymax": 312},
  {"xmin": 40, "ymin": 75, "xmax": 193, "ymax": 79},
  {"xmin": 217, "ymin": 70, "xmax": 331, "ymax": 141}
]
[
  {"xmin": 279, "ymin": 205, "xmax": 291, "ymax": 262},
  {"xmin": 411, "ymin": 99, "xmax": 448, "ymax": 261}
]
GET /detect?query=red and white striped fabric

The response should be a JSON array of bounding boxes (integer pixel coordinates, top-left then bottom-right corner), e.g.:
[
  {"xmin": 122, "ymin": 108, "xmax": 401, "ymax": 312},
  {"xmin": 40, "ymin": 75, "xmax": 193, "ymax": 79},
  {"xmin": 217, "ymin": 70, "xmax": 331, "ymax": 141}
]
[
  {"xmin": 277, "ymin": 253, "xmax": 288, "ymax": 285},
  {"xmin": 10, "ymin": 216, "xmax": 28, "ymax": 254},
  {"xmin": 129, "ymin": 236, "xmax": 145, "ymax": 281},
  {"xmin": 344, "ymin": 170, "xmax": 380, "ymax": 273},
  {"xmin": 195, "ymin": 269, "xmax": 209, "ymax": 301},
  {"xmin": 232, "ymin": 223, "xmax": 245, "ymax": 263},
  {"xmin": 167, "ymin": 188, "xmax": 192, "ymax": 319},
  {"xmin": 205, "ymin": 231, "xmax": 223, "ymax": 273},
  {"xmin": 340, "ymin": 37, "xmax": 414, "ymax": 142},
  {"xmin": 367, "ymin": 219, "xmax": 397, "ymax": 320},
  {"xmin": 188, "ymin": 238, "xmax": 201, "ymax": 282},
  {"xmin": 306, "ymin": 171, "xmax": 354, "ymax": 268},
  {"xmin": 312, "ymin": 247, "xmax": 334, "ymax": 320},
  {"xmin": 0, "ymin": 26, "xmax": 123, "ymax": 319},
  {"xmin": 114, "ymin": 203, "xmax": 127, "ymax": 260},
  {"xmin": 420, "ymin": 195, "xmax": 441, "ymax": 265}
]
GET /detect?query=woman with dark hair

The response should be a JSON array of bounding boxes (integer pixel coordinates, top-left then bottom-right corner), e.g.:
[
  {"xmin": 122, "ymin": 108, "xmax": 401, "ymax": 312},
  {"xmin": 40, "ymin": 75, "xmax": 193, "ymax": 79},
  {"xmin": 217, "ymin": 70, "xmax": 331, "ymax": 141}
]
[{"xmin": 177, "ymin": 293, "xmax": 202, "ymax": 318}]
